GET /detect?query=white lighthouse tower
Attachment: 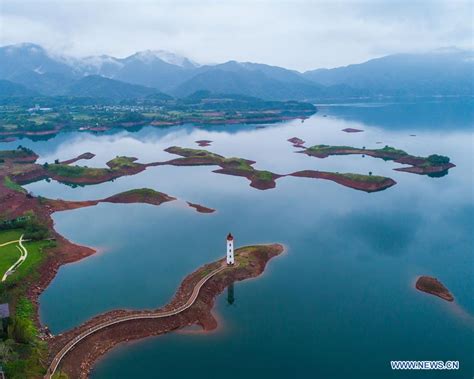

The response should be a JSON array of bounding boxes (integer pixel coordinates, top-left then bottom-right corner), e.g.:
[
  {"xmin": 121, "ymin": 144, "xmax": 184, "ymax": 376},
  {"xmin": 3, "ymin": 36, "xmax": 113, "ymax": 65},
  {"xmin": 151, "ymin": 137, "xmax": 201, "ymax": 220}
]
[{"xmin": 226, "ymin": 233, "xmax": 234, "ymax": 265}]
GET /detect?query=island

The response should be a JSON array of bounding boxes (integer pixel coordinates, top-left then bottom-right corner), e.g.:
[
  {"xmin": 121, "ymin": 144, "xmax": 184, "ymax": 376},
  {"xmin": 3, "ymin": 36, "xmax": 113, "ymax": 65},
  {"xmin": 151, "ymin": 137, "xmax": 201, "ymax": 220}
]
[
  {"xmin": 299, "ymin": 144, "xmax": 455, "ymax": 176},
  {"xmin": 195, "ymin": 140, "xmax": 213, "ymax": 147},
  {"xmin": 45, "ymin": 244, "xmax": 284, "ymax": 378},
  {"xmin": 161, "ymin": 146, "xmax": 282, "ymax": 190},
  {"xmin": 342, "ymin": 128, "xmax": 364, "ymax": 133},
  {"xmin": 290, "ymin": 170, "xmax": 396, "ymax": 192},
  {"xmin": 415, "ymin": 276, "xmax": 454, "ymax": 302},
  {"xmin": 287, "ymin": 137, "xmax": 306, "ymax": 147},
  {"xmin": 186, "ymin": 201, "xmax": 216, "ymax": 213}
]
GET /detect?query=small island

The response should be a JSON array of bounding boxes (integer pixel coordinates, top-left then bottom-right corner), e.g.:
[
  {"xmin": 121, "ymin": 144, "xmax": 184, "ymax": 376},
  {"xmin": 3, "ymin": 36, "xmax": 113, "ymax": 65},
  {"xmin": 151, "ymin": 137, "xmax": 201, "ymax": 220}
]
[
  {"xmin": 195, "ymin": 140, "xmax": 213, "ymax": 147},
  {"xmin": 415, "ymin": 276, "xmax": 454, "ymax": 302},
  {"xmin": 186, "ymin": 201, "xmax": 216, "ymax": 213},
  {"xmin": 299, "ymin": 144, "xmax": 455, "ymax": 176},
  {"xmin": 342, "ymin": 128, "xmax": 364, "ymax": 133},
  {"xmin": 103, "ymin": 188, "xmax": 176, "ymax": 206},
  {"xmin": 290, "ymin": 170, "xmax": 396, "ymax": 192},
  {"xmin": 287, "ymin": 137, "xmax": 306, "ymax": 147}
]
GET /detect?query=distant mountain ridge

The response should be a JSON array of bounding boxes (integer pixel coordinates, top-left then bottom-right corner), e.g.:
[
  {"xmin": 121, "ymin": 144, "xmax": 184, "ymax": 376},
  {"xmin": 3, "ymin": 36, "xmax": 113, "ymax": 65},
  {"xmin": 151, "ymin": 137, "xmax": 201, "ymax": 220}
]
[
  {"xmin": 303, "ymin": 48, "xmax": 474, "ymax": 97},
  {"xmin": 0, "ymin": 43, "xmax": 472, "ymax": 101}
]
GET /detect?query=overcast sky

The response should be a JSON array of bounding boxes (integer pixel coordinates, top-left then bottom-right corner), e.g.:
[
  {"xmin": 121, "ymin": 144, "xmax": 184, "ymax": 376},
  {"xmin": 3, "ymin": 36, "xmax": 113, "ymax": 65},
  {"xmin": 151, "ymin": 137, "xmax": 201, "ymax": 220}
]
[{"xmin": 0, "ymin": 0, "xmax": 472, "ymax": 71}]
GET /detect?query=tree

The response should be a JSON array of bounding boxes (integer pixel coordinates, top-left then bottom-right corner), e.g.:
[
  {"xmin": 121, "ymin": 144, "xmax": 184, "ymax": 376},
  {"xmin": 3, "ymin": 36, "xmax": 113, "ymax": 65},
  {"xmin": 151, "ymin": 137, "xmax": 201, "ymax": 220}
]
[{"xmin": 427, "ymin": 154, "xmax": 450, "ymax": 165}]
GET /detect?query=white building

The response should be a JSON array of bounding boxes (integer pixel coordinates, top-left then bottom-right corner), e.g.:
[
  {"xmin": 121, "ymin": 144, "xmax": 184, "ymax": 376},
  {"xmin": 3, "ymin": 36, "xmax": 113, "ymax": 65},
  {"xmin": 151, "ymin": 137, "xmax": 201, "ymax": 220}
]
[{"xmin": 226, "ymin": 233, "xmax": 234, "ymax": 265}]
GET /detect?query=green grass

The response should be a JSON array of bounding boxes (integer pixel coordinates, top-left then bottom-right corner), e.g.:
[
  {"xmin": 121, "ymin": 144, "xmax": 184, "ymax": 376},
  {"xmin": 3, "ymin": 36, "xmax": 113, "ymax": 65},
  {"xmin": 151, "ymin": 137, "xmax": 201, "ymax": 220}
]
[
  {"xmin": 0, "ymin": 243, "xmax": 21, "ymax": 278},
  {"xmin": 0, "ymin": 229, "xmax": 52, "ymax": 379},
  {"xmin": 223, "ymin": 157, "xmax": 254, "ymax": 171},
  {"xmin": 0, "ymin": 230, "xmax": 22, "ymax": 245},
  {"xmin": 46, "ymin": 164, "xmax": 109, "ymax": 178},
  {"xmin": 45, "ymin": 155, "xmax": 139, "ymax": 179},
  {"xmin": 106, "ymin": 156, "xmax": 138, "ymax": 169},
  {"xmin": 254, "ymin": 170, "xmax": 274, "ymax": 181},
  {"xmin": 0, "ymin": 230, "xmax": 49, "ymax": 285},
  {"xmin": 3, "ymin": 176, "xmax": 26, "ymax": 193},
  {"xmin": 117, "ymin": 188, "xmax": 164, "ymax": 197},
  {"xmin": 307, "ymin": 144, "xmax": 354, "ymax": 153},
  {"xmin": 377, "ymin": 145, "xmax": 408, "ymax": 156},
  {"xmin": 339, "ymin": 173, "xmax": 388, "ymax": 183},
  {"xmin": 307, "ymin": 144, "xmax": 409, "ymax": 157},
  {"xmin": 235, "ymin": 254, "xmax": 250, "ymax": 268},
  {"xmin": 166, "ymin": 146, "xmax": 224, "ymax": 160}
]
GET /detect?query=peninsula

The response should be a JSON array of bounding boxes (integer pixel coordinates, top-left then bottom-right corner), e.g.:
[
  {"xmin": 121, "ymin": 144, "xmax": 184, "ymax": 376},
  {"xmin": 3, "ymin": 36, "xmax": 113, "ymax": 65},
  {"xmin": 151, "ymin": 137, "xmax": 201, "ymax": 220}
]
[{"xmin": 46, "ymin": 244, "xmax": 283, "ymax": 378}]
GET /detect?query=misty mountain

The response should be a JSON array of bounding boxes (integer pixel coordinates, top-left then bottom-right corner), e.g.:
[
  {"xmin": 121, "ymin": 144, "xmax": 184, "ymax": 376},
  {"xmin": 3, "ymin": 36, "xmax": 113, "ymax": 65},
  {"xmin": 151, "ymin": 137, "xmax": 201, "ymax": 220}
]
[
  {"xmin": 0, "ymin": 80, "xmax": 38, "ymax": 97},
  {"xmin": 304, "ymin": 48, "xmax": 474, "ymax": 96},
  {"xmin": 0, "ymin": 43, "xmax": 73, "ymax": 79},
  {"xmin": 1, "ymin": 43, "xmax": 472, "ymax": 101},
  {"xmin": 65, "ymin": 75, "xmax": 165, "ymax": 101},
  {"xmin": 172, "ymin": 67, "xmax": 325, "ymax": 99}
]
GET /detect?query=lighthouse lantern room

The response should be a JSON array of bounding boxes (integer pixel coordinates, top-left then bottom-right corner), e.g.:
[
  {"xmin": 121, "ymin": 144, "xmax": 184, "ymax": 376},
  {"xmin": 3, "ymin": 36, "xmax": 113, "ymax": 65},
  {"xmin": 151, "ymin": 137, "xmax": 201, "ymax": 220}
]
[{"xmin": 226, "ymin": 233, "xmax": 234, "ymax": 265}]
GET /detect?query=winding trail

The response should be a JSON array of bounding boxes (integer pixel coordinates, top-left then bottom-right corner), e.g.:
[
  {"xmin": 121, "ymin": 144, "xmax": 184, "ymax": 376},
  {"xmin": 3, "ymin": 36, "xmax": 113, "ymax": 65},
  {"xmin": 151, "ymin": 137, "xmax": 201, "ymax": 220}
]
[
  {"xmin": 1, "ymin": 234, "xmax": 27, "ymax": 282},
  {"xmin": 45, "ymin": 262, "xmax": 231, "ymax": 378}
]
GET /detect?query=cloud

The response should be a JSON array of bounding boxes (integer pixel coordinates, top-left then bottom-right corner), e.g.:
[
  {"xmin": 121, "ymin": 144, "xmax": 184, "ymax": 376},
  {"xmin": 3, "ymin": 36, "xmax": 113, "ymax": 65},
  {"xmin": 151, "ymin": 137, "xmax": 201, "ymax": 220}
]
[{"xmin": 0, "ymin": 0, "xmax": 472, "ymax": 71}]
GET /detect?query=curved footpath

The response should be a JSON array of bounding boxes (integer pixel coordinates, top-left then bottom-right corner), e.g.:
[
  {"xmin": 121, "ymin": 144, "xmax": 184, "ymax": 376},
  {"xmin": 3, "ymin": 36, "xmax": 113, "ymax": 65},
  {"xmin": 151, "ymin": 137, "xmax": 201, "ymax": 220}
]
[
  {"xmin": 45, "ymin": 262, "xmax": 230, "ymax": 378},
  {"xmin": 1, "ymin": 235, "xmax": 27, "ymax": 282},
  {"xmin": 0, "ymin": 239, "xmax": 20, "ymax": 247}
]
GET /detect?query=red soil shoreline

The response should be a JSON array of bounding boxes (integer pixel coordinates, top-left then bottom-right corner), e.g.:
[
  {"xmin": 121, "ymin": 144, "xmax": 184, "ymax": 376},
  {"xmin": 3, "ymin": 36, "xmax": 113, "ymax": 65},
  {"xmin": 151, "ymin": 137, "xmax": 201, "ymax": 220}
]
[{"xmin": 186, "ymin": 201, "xmax": 216, "ymax": 213}]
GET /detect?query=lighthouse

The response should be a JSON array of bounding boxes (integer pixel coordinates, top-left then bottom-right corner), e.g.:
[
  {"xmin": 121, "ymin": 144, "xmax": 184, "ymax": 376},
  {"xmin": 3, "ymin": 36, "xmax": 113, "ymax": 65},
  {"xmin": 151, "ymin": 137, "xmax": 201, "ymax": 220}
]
[{"xmin": 226, "ymin": 233, "xmax": 234, "ymax": 265}]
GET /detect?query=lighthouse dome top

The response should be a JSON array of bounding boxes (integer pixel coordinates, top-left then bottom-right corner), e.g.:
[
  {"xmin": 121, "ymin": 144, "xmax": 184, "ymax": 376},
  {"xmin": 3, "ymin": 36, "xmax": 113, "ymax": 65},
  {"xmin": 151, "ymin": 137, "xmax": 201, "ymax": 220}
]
[{"xmin": 227, "ymin": 233, "xmax": 234, "ymax": 241}]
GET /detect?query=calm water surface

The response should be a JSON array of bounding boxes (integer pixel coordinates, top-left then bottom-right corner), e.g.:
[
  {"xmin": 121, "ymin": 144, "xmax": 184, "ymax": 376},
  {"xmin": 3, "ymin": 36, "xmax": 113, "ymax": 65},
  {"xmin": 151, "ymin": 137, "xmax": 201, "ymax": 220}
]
[{"xmin": 3, "ymin": 101, "xmax": 472, "ymax": 378}]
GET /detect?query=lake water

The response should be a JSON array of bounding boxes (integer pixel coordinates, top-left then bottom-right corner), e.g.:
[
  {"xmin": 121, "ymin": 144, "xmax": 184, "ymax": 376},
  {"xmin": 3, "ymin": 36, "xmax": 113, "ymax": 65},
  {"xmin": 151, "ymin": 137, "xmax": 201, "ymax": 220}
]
[{"xmin": 3, "ymin": 100, "xmax": 473, "ymax": 378}]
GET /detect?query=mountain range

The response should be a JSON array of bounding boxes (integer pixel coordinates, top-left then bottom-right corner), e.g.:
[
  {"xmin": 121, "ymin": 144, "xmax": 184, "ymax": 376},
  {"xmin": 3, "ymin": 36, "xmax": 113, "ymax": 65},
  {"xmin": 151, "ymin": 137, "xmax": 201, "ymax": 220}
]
[{"xmin": 0, "ymin": 43, "xmax": 473, "ymax": 101}]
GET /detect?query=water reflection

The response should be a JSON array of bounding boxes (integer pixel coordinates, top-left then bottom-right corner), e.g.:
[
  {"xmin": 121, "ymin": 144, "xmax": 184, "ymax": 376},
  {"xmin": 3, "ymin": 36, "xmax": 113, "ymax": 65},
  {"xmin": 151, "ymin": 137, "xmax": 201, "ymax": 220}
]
[
  {"xmin": 318, "ymin": 99, "xmax": 474, "ymax": 130},
  {"xmin": 227, "ymin": 283, "xmax": 235, "ymax": 306}
]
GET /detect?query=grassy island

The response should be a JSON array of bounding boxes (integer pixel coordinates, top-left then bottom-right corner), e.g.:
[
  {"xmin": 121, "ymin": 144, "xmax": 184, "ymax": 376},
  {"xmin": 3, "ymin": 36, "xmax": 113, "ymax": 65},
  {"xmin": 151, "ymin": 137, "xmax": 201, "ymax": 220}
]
[
  {"xmin": 290, "ymin": 170, "xmax": 396, "ymax": 192},
  {"xmin": 301, "ymin": 144, "xmax": 455, "ymax": 176},
  {"xmin": 43, "ymin": 156, "xmax": 144, "ymax": 185},
  {"xmin": 103, "ymin": 188, "xmax": 176, "ymax": 206},
  {"xmin": 163, "ymin": 146, "xmax": 281, "ymax": 190}
]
